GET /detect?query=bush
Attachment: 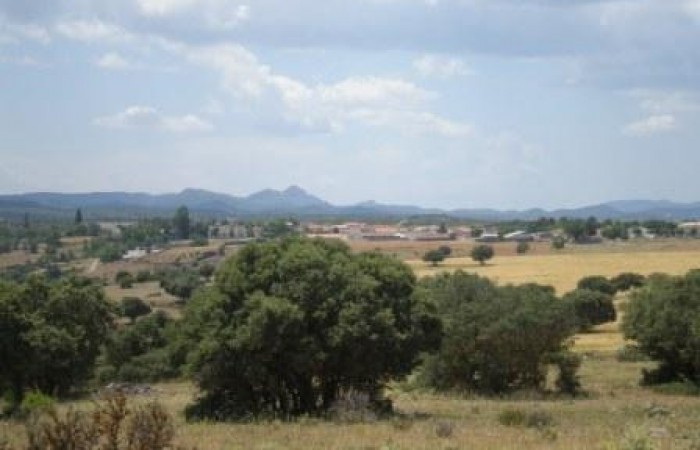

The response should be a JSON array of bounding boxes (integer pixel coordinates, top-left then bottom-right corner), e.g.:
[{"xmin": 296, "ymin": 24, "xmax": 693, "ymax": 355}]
[
  {"xmin": 611, "ymin": 272, "xmax": 646, "ymax": 292},
  {"xmin": 136, "ymin": 270, "xmax": 153, "ymax": 283},
  {"xmin": 418, "ymin": 271, "xmax": 578, "ymax": 394},
  {"xmin": 622, "ymin": 269, "xmax": 700, "ymax": 385},
  {"xmin": 115, "ymin": 271, "xmax": 134, "ymax": 289},
  {"xmin": 551, "ymin": 236, "xmax": 566, "ymax": 250},
  {"xmin": 18, "ymin": 391, "xmax": 55, "ymax": 419},
  {"xmin": 422, "ymin": 249, "xmax": 445, "ymax": 266},
  {"xmin": 498, "ymin": 408, "xmax": 526, "ymax": 427},
  {"xmin": 119, "ymin": 297, "xmax": 152, "ymax": 322},
  {"xmin": 577, "ymin": 275, "xmax": 617, "ymax": 296},
  {"xmin": 470, "ymin": 244, "xmax": 494, "ymax": 265},
  {"xmin": 516, "ymin": 241, "xmax": 530, "ymax": 254},
  {"xmin": 616, "ymin": 344, "xmax": 650, "ymax": 363},
  {"xmin": 562, "ymin": 288, "xmax": 616, "ymax": 332},
  {"xmin": 159, "ymin": 268, "xmax": 202, "ymax": 301},
  {"xmin": 182, "ymin": 237, "xmax": 441, "ymax": 420},
  {"xmin": 18, "ymin": 394, "xmax": 192, "ymax": 450}
]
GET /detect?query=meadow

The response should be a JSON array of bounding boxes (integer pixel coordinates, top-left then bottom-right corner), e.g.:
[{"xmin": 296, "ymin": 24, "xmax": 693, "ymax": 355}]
[{"xmin": 3, "ymin": 238, "xmax": 700, "ymax": 449}]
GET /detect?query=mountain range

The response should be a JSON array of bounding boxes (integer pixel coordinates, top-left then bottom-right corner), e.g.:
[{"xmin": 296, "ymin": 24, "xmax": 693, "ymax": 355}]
[{"xmin": 1, "ymin": 186, "xmax": 699, "ymax": 221}]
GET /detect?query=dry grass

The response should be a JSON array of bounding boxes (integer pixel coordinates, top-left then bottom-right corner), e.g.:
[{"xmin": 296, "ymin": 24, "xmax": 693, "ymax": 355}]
[
  {"xmin": 105, "ymin": 281, "xmax": 182, "ymax": 318},
  {"xmin": 409, "ymin": 247, "xmax": 700, "ymax": 293},
  {"xmin": 5, "ymin": 239, "xmax": 700, "ymax": 449}
]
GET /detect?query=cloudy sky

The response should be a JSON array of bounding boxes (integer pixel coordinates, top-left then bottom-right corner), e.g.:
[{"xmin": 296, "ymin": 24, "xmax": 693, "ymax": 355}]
[{"xmin": 2, "ymin": 0, "xmax": 700, "ymax": 209}]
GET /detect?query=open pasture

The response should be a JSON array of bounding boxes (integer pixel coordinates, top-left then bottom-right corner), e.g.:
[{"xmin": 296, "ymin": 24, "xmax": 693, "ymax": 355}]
[{"xmin": 409, "ymin": 246, "xmax": 700, "ymax": 293}]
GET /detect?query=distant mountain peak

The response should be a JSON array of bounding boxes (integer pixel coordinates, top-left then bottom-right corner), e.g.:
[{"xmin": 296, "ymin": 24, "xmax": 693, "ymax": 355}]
[{"xmin": 283, "ymin": 185, "xmax": 307, "ymax": 196}]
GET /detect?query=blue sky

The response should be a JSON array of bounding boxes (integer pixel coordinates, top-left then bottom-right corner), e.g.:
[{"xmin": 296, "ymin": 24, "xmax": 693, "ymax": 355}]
[{"xmin": 1, "ymin": 0, "xmax": 700, "ymax": 209}]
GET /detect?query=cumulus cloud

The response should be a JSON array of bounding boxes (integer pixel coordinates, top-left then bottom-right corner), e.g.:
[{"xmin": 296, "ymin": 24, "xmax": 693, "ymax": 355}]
[
  {"xmin": 95, "ymin": 52, "xmax": 131, "ymax": 70},
  {"xmin": 623, "ymin": 114, "xmax": 677, "ymax": 136},
  {"xmin": 172, "ymin": 42, "xmax": 470, "ymax": 137},
  {"xmin": 136, "ymin": 0, "xmax": 250, "ymax": 29},
  {"xmin": 94, "ymin": 105, "xmax": 213, "ymax": 132},
  {"xmin": 413, "ymin": 54, "xmax": 471, "ymax": 78}
]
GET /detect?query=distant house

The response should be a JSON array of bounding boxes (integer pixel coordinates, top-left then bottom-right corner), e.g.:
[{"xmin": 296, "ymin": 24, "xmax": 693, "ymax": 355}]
[
  {"xmin": 503, "ymin": 231, "xmax": 535, "ymax": 242},
  {"xmin": 475, "ymin": 233, "xmax": 500, "ymax": 243}
]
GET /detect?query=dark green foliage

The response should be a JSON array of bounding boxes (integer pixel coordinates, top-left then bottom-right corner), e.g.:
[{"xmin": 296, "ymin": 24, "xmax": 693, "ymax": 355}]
[
  {"xmin": 516, "ymin": 241, "xmax": 530, "ymax": 254},
  {"xmin": 158, "ymin": 268, "xmax": 202, "ymax": 301},
  {"xmin": 577, "ymin": 275, "xmax": 617, "ymax": 295},
  {"xmin": 418, "ymin": 271, "xmax": 577, "ymax": 394},
  {"xmin": 0, "ymin": 276, "xmax": 112, "ymax": 410},
  {"xmin": 74, "ymin": 208, "xmax": 83, "ymax": 225},
  {"xmin": 102, "ymin": 311, "xmax": 180, "ymax": 383},
  {"xmin": 562, "ymin": 288, "xmax": 616, "ymax": 332},
  {"xmin": 119, "ymin": 297, "xmax": 152, "ymax": 322},
  {"xmin": 115, "ymin": 271, "xmax": 134, "ymax": 289},
  {"xmin": 262, "ymin": 218, "xmax": 298, "ymax": 239},
  {"xmin": 437, "ymin": 245, "xmax": 452, "ymax": 256},
  {"xmin": 173, "ymin": 206, "xmax": 191, "ymax": 240},
  {"xmin": 422, "ymin": 249, "xmax": 446, "ymax": 266},
  {"xmin": 551, "ymin": 236, "xmax": 566, "ymax": 250},
  {"xmin": 181, "ymin": 237, "xmax": 441, "ymax": 420},
  {"xmin": 611, "ymin": 272, "xmax": 646, "ymax": 292},
  {"xmin": 470, "ymin": 244, "xmax": 494, "ymax": 265},
  {"xmin": 550, "ymin": 351, "xmax": 582, "ymax": 394},
  {"xmin": 601, "ymin": 221, "xmax": 629, "ymax": 240},
  {"xmin": 135, "ymin": 270, "xmax": 153, "ymax": 283},
  {"xmin": 198, "ymin": 263, "xmax": 215, "ymax": 280},
  {"xmin": 622, "ymin": 270, "xmax": 700, "ymax": 385}
]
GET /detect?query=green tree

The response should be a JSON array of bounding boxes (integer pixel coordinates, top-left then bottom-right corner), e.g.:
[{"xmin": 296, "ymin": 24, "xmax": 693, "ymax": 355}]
[
  {"xmin": 516, "ymin": 241, "xmax": 530, "ymax": 254},
  {"xmin": 173, "ymin": 206, "xmax": 191, "ymax": 240},
  {"xmin": 423, "ymin": 249, "xmax": 446, "ymax": 266},
  {"xmin": 159, "ymin": 268, "xmax": 202, "ymax": 301},
  {"xmin": 418, "ymin": 271, "xmax": 578, "ymax": 394},
  {"xmin": 610, "ymin": 272, "xmax": 645, "ymax": 292},
  {"xmin": 180, "ymin": 237, "xmax": 441, "ymax": 420},
  {"xmin": 115, "ymin": 271, "xmax": 135, "ymax": 289},
  {"xmin": 471, "ymin": 244, "xmax": 494, "ymax": 265},
  {"xmin": 120, "ymin": 296, "xmax": 152, "ymax": 323},
  {"xmin": 562, "ymin": 288, "xmax": 616, "ymax": 332},
  {"xmin": 622, "ymin": 270, "xmax": 700, "ymax": 385},
  {"xmin": 74, "ymin": 208, "xmax": 83, "ymax": 225},
  {"xmin": 551, "ymin": 236, "xmax": 566, "ymax": 250},
  {"xmin": 0, "ymin": 276, "xmax": 112, "ymax": 410},
  {"xmin": 577, "ymin": 275, "xmax": 617, "ymax": 296}
]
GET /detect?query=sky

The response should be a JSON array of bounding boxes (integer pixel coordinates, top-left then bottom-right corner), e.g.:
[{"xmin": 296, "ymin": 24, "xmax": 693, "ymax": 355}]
[{"xmin": 1, "ymin": 0, "xmax": 700, "ymax": 210}]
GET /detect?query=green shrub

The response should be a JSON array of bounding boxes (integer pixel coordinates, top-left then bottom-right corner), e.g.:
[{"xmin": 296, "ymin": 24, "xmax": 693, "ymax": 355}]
[
  {"xmin": 622, "ymin": 269, "xmax": 700, "ymax": 385},
  {"xmin": 562, "ymin": 288, "xmax": 616, "ymax": 332},
  {"xmin": 418, "ymin": 272, "xmax": 578, "ymax": 394},
  {"xmin": 611, "ymin": 272, "xmax": 646, "ymax": 292},
  {"xmin": 136, "ymin": 270, "xmax": 153, "ymax": 283},
  {"xmin": 577, "ymin": 276, "xmax": 617, "ymax": 295},
  {"xmin": 18, "ymin": 391, "xmax": 55, "ymax": 419},
  {"xmin": 498, "ymin": 408, "xmax": 526, "ymax": 427},
  {"xmin": 119, "ymin": 296, "xmax": 151, "ymax": 322},
  {"xmin": 616, "ymin": 344, "xmax": 650, "ymax": 363},
  {"xmin": 516, "ymin": 241, "xmax": 530, "ymax": 254}
]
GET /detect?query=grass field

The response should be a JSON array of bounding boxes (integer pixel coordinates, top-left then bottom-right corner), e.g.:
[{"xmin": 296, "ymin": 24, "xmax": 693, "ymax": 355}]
[
  {"xmin": 4, "ymin": 239, "xmax": 700, "ymax": 449},
  {"xmin": 408, "ymin": 247, "xmax": 700, "ymax": 293}
]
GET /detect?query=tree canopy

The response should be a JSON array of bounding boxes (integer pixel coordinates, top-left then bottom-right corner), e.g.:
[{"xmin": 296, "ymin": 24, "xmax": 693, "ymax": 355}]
[
  {"xmin": 0, "ymin": 276, "xmax": 112, "ymax": 409},
  {"xmin": 180, "ymin": 237, "xmax": 441, "ymax": 420}
]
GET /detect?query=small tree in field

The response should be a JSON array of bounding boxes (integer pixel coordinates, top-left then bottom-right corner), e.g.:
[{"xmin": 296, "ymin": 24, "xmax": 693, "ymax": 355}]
[
  {"xmin": 471, "ymin": 244, "xmax": 494, "ymax": 265},
  {"xmin": 562, "ymin": 288, "xmax": 616, "ymax": 332},
  {"xmin": 423, "ymin": 249, "xmax": 446, "ymax": 266},
  {"xmin": 516, "ymin": 241, "xmax": 530, "ymax": 254},
  {"xmin": 120, "ymin": 296, "xmax": 152, "ymax": 323}
]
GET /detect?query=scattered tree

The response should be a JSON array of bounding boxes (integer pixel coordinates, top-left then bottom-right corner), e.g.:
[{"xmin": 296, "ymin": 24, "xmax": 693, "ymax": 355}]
[
  {"xmin": 120, "ymin": 296, "xmax": 152, "ymax": 323},
  {"xmin": 172, "ymin": 206, "xmax": 191, "ymax": 240},
  {"xmin": 74, "ymin": 208, "xmax": 83, "ymax": 225},
  {"xmin": 516, "ymin": 241, "xmax": 530, "ymax": 254},
  {"xmin": 181, "ymin": 237, "xmax": 441, "ymax": 420},
  {"xmin": 418, "ymin": 271, "xmax": 578, "ymax": 394},
  {"xmin": 577, "ymin": 275, "xmax": 617, "ymax": 296},
  {"xmin": 423, "ymin": 249, "xmax": 446, "ymax": 266},
  {"xmin": 471, "ymin": 244, "xmax": 494, "ymax": 265},
  {"xmin": 622, "ymin": 270, "xmax": 700, "ymax": 385},
  {"xmin": 611, "ymin": 272, "xmax": 646, "ymax": 292},
  {"xmin": 115, "ymin": 271, "xmax": 134, "ymax": 289},
  {"xmin": 551, "ymin": 236, "xmax": 566, "ymax": 250},
  {"xmin": 562, "ymin": 288, "xmax": 616, "ymax": 332}
]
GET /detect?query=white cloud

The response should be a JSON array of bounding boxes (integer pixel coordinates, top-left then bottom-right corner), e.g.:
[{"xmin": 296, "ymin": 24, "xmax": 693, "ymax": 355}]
[
  {"xmin": 94, "ymin": 105, "xmax": 213, "ymax": 132},
  {"xmin": 0, "ymin": 19, "xmax": 51, "ymax": 45},
  {"xmin": 623, "ymin": 114, "xmax": 677, "ymax": 136},
  {"xmin": 136, "ymin": 0, "xmax": 250, "ymax": 29},
  {"xmin": 55, "ymin": 19, "xmax": 132, "ymax": 43},
  {"xmin": 172, "ymin": 42, "xmax": 470, "ymax": 137},
  {"xmin": 413, "ymin": 54, "xmax": 471, "ymax": 78},
  {"xmin": 629, "ymin": 89, "xmax": 700, "ymax": 114},
  {"xmin": 95, "ymin": 52, "xmax": 131, "ymax": 70}
]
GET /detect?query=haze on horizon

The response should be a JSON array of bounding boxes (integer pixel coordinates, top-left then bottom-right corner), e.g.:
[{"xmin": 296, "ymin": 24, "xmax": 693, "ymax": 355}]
[{"xmin": 2, "ymin": 0, "xmax": 700, "ymax": 210}]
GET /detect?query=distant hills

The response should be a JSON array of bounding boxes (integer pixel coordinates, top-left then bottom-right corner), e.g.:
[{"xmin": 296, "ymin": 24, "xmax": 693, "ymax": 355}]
[{"xmin": 1, "ymin": 186, "xmax": 699, "ymax": 221}]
